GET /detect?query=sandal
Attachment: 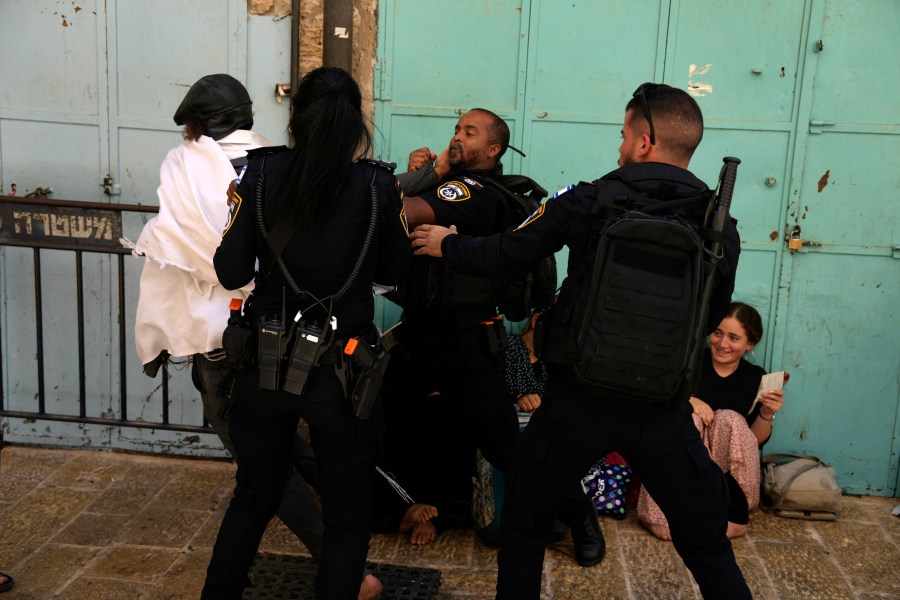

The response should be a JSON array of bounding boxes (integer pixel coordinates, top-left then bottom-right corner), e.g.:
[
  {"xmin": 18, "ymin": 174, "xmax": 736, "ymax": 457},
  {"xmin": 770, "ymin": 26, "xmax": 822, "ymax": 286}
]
[{"xmin": 0, "ymin": 572, "xmax": 14, "ymax": 593}]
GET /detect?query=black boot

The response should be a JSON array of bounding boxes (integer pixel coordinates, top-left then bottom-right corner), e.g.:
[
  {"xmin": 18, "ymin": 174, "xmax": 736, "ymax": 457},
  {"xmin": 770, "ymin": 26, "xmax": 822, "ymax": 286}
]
[{"xmin": 570, "ymin": 510, "xmax": 605, "ymax": 567}]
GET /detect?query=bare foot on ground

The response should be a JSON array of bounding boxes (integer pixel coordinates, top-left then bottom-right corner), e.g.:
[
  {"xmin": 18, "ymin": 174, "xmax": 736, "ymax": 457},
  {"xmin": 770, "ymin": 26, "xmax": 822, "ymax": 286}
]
[
  {"xmin": 726, "ymin": 521, "xmax": 748, "ymax": 539},
  {"xmin": 643, "ymin": 521, "xmax": 746, "ymax": 541},
  {"xmin": 645, "ymin": 523, "xmax": 672, "ymax": 541},
  {"xmin": 399, "ymin": 503, "xmax": 439, "ymax": 544},
  {"xmin": 358, "ymin": 573, "xmax": 383, "ymax": 600},
  {"xmin": 399, "ymin": 503, "xmax": 438, "ymax": 532},
  {"xmin": 409, "ymin": 520, "xmax": 438, "ymax": 545}
]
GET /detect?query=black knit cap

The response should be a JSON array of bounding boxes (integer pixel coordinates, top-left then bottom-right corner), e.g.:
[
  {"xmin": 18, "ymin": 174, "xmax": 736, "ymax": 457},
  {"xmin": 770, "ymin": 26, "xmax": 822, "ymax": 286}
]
[{"xmin": 173, "ymin": 74, "xmax": 253, "ymax": 140}]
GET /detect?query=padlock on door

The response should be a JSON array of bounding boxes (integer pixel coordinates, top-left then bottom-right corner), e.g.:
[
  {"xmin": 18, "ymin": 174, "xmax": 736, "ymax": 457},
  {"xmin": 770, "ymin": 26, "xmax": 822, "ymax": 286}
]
[{"xmin": 788, "ymin": 229, "xmax": 803, "ymax": 250}]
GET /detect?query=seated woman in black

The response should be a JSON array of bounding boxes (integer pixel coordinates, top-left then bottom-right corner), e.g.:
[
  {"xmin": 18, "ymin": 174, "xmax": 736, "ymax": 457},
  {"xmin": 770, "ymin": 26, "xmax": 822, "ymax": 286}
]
[{"xmin": 638, "ymin": 302, "xmax": 785, "ymax": 540}]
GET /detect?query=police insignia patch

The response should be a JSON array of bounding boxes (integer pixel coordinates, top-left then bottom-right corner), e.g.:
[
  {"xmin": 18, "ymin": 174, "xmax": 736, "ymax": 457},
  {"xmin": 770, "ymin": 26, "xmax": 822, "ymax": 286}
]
[
  {"xmin": 399, "ymin": 206, "xmax": 410, "ymax": 237},
  {"xmin": 437, "ymin": 181, "xmax": 471, "ymax": 202},
  {"xmin": 513, "ymin": 203, "xmax": 546, "ymax": 231},
  {"xmin": 223, "ymin": 193, "xmax": 242, "ymax": 236}
]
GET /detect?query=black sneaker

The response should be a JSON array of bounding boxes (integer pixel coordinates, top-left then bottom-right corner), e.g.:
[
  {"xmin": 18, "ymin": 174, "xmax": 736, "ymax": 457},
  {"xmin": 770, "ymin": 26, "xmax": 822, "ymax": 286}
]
[{"xmin": 571, "ymin": 511, "xmax": 605, "ymax": 567}]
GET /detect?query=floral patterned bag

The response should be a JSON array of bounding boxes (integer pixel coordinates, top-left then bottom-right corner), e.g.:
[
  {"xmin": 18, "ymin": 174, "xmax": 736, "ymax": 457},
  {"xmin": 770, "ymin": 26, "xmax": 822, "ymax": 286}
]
[{"xmin": 581, "ymin": 461, "xmax": 634, "ymax": 519}]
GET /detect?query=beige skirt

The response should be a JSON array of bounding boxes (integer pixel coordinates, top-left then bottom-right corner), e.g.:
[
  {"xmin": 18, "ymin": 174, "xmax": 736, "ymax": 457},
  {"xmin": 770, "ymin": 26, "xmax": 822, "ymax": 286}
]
[{"xmin": 636, "ymin": 410, "xmax": 760, "ymax": 529}]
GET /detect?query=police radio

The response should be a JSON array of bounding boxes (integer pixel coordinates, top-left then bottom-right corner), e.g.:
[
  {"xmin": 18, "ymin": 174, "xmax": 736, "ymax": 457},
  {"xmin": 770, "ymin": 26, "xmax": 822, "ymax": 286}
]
[
  {"xmin": 283, "ymin": 317, "xmax": 327, "ymax": 397},
  {"xmin": 257, "ymin": 317, "xmax": 287, "ymax": 390},
  {"xmin": 257, "ymin": 288, "xmax": 289, "ymax": 390}
]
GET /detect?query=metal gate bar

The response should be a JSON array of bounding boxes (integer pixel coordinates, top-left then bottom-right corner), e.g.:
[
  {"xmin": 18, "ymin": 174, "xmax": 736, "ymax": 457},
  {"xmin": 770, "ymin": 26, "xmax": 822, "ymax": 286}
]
[{"xmin": 0, "ymin": 197, "xmax": 208, "ymax": 435}]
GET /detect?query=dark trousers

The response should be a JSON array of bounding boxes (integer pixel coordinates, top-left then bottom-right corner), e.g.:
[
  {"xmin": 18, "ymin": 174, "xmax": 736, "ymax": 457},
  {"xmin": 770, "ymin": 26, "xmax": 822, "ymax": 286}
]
[
  {"xmin": 202, "ymin": 365, "xmax": 378, "ymax": 600},
  {"xmin": 380, "ymin": 323, "xmax": 592, "ymax": 530},
  {"xmin": 380, "ymin": 323, "xmax": 520, "ymax": 500},
  {"xmin": 496, "ymin": 376, "xmax": 751, "ymax": 599},
  {"xmin": 194, "ymin": 353, "xmax": 324, "ymax": 559}
]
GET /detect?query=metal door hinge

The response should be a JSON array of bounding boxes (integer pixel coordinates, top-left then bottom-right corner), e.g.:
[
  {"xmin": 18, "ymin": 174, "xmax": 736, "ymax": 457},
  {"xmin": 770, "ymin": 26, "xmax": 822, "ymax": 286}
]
[{"xmin": 809, "ymin": 119, "xmax": 835, "ymax": 134}]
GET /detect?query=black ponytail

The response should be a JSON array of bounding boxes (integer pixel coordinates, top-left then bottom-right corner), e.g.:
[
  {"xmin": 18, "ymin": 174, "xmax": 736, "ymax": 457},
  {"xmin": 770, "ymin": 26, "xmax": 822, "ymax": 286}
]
[{"xmin": 279, "ymin": 67, "xmax": 372, "ymax": 230}]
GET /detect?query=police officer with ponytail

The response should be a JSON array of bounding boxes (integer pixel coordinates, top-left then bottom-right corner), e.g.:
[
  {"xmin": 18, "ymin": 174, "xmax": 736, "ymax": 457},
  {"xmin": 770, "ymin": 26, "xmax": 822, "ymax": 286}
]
[{"xmin": 202, "ymin": 67, "xmax": 411, "ymax": 600}]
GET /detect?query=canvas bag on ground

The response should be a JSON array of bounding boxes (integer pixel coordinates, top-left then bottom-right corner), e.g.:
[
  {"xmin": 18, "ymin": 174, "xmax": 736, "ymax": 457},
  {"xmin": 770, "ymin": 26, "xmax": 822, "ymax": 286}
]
[{"xmin": 762, "ymin": 453, "xmax": 842, "ymax": 520}]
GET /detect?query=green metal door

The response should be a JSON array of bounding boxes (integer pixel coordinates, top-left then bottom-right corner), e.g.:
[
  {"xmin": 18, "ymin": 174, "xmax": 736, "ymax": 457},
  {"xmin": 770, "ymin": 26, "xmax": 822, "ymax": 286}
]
[
  {"xmin": 374, "ymin": 0, "xmax": 532, "ymax": 327},
  {"xmin": 769, "ymin": 0, "xmax": 900, "ymax": 495},
  {"xmin": 0, "ymin": 1, "xmax": 292, "ymax": 455},
  {"xmin": 376, "ymin": 0, "xmax": 900, "ymax": 494}
]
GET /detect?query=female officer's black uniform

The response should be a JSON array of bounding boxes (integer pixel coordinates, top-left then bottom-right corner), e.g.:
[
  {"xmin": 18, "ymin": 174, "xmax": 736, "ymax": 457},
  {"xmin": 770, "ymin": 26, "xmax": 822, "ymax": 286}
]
[{"xmin": 202, "ymin": 143, "xmax": 411, "ymax": 598}]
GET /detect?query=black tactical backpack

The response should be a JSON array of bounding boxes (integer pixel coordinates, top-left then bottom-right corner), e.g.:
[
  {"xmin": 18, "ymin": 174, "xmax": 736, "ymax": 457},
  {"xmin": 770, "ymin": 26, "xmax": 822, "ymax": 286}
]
[
  {"xmin": 554, "ymin": 158, "xmax": 740, "ymax": 406},
  {"xmin": 477, "ymin": 174, "xmax": 558, "ymax": 321}
]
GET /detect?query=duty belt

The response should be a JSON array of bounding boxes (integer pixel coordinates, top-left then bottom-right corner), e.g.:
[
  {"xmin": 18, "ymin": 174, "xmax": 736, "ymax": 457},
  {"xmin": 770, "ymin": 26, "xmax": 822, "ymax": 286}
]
[
  {"xmin": 317, "ymin": 343, "xmax": 344, "ymax": 365},
  {"xmin": 415, "ymin": 317, "xmax": 507, "ymax": 353}
]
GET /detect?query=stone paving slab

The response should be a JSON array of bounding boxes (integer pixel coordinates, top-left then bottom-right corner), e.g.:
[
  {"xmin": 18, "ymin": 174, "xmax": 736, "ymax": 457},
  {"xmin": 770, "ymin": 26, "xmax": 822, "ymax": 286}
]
[{"xmin": 0, "ymin": 445, "xmax": 898, "ymax": 599}]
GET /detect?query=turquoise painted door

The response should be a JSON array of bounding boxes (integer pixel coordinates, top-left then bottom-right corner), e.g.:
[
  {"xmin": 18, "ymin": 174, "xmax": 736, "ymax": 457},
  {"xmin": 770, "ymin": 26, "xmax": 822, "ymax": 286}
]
[
  {"xmin": 375, "ymin": 0, "xmax": 899, "ymax": 494},
  {"xmin": 0, "ymin": 1, "xmax": 291, "ymax": 454},
  {"xmin": 769, "ymin": 0, "xmax": 900, "ymax": 495},
  {"xmin": 374, "ymin": 0, "xmax": 532, "ymax": 327},
  {"xmin": 0, "ymin": 0, "xmax": 118, "ymax": 451}
]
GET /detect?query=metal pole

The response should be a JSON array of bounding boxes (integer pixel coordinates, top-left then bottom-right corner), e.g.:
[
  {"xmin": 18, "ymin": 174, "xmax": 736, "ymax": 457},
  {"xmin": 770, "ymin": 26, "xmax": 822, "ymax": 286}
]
[
  {"xmin": 291, "ymin": 0, "xmax": 301, "ymax": 91},
  {"xmin": 323, "ymin": 0, "xmax": 353, "ymax": 73}
]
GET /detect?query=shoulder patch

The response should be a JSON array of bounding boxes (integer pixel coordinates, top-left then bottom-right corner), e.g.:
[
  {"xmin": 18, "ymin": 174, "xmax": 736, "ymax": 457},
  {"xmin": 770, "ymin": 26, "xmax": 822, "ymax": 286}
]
[
  {"xmin": 551, "ymin": 184, "xmax": 575, "ymax": 199},
  {"xmin": 513, "ymin": 203, "xmax": 546, "ymax": 231},
  {"xmin": 399, "ymin": 205, "xmax": 410, "ymax": 237},
  {"xmin": 223, "ymin": 191, "xmax": 242, "ymax": 236},
  {"xmin": 461, "ymin": 176, "xmax": 483, "ymax": 188},
  {"xmin": 245, "ymin": 145, "xmax": 288, "ymax": 159},
  {"xmin": 437, "ymin": 181, "xmax": 471, "ymax": 202},
  {"xmin": 362, "ymin": 158, "xmax": 398, "ymax": 173}
]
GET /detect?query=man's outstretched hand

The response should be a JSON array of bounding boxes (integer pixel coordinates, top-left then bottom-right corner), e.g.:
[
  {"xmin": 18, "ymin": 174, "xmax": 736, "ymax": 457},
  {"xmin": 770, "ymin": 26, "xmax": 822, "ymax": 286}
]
[{"xmin": 410, "ymin": 224, "xmax": 457, "ymax": 257}]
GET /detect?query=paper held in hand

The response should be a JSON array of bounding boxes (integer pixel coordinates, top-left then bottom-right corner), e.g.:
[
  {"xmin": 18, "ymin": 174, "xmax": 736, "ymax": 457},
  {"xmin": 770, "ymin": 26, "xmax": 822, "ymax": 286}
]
[{"xmin": 748, "ymin": 371, "xmax": 787, "ymax": 415}]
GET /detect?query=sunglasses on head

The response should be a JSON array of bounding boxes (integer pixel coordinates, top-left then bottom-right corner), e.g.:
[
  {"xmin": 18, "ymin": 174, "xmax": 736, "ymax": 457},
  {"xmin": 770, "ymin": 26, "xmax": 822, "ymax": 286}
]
[{"xmin": 632, "ymin": 82, "xmax": 659, "ymax": 145}]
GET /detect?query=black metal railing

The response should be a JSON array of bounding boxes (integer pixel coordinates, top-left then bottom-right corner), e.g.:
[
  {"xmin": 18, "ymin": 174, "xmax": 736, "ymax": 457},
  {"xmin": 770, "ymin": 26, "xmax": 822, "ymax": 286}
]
[{"xmin": 0, "ymin": 196, "xmax": 212, "ymax": 434}]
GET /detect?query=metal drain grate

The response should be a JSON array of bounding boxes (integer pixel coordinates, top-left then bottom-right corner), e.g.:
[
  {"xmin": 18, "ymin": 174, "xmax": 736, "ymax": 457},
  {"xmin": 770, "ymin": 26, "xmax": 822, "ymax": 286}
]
[{"xmin": 245, "ymin": 553, "xmax": 442, "ymax": 599}]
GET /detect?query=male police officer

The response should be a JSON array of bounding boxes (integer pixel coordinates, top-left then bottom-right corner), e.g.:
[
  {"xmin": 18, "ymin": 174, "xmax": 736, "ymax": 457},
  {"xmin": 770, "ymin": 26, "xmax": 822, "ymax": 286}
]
[
  {"xmin": 383, "ymin": 109, "xmax": 604, "ymax": 563},
  {"xmin": 410, "ymin": 84, "xmax": 749, "ymax": 599}
]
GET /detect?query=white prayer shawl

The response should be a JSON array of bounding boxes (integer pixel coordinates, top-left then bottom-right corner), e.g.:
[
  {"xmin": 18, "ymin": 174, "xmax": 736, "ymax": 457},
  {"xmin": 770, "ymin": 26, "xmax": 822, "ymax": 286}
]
[
  {"xmin": 133, "ymin": 132, "xmax": 270, "ymax": 364},
  {"xmin": 217, "ymin": 129, "xmax": 274, "ymax": 160}
]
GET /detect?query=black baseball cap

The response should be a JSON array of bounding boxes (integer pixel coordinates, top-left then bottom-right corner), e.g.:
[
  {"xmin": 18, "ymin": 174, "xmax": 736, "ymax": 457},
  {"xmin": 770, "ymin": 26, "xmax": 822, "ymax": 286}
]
[{"xmin": 173, "ymin": 74, "xmax": 253, "ymax": 140}]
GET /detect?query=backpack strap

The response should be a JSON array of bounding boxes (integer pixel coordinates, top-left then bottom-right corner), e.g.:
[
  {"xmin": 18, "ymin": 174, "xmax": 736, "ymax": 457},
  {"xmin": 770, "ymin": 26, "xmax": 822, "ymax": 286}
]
[
  {"xmin": 592, "ymin": 171, "xmax": 717, "ymax": 238},
  {"xmin": 464, "ymin": 172, "xmax": 559, "ymax": 319},
  {"xmin": 468, "ymin": 174, "xmax": 537, "ymax": 217},
  {"xmin": 252, "ymin": 163, "xmax": 301, "ymax": 280},
  {"xmin": 265, "ymin": 211, "xmax": 301, "ymax": 267},
  {"xmin": 491, "ymin": 174, "xmax": 549, "ymax": 202}
]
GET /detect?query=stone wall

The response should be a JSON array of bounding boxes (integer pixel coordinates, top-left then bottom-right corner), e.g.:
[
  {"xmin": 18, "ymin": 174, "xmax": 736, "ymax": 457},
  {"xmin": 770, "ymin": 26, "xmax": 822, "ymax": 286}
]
[{"xmin": 248, "ymin": 0, "xmax": 379, "ymax": 120}]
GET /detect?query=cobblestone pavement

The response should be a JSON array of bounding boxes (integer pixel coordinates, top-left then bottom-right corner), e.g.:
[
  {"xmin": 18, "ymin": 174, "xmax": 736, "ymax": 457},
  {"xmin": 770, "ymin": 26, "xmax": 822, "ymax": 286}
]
[{"xmin": 1, "ymin": 445, "xmax": 898, "ymax": 599}]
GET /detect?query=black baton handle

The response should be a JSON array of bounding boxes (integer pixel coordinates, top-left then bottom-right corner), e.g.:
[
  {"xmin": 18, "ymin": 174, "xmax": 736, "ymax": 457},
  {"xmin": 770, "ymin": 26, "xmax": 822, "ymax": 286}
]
[{"xmin": 708, "ymin": 157, "xmax": 741, "ymax": 261}]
